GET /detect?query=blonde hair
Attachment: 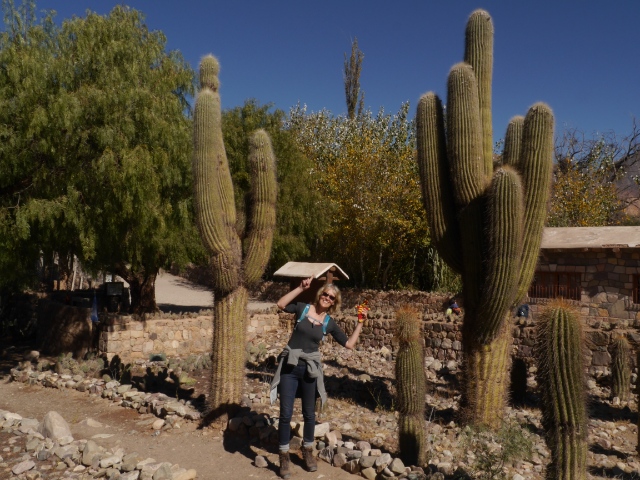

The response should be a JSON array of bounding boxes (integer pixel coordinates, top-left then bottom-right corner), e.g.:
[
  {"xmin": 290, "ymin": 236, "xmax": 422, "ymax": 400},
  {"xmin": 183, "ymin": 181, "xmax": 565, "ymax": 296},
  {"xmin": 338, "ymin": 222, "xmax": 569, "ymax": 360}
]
[{"xmin": 314, "ymin": 284, "xmax": 341, "ymax": 315}]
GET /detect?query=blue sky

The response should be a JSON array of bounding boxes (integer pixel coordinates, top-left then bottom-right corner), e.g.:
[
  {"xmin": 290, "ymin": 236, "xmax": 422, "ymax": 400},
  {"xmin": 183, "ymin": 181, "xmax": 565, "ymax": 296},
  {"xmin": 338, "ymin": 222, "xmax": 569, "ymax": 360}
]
[{"xmin": 36, "ymin": 1, "xmax": 640, "ymax": 141}]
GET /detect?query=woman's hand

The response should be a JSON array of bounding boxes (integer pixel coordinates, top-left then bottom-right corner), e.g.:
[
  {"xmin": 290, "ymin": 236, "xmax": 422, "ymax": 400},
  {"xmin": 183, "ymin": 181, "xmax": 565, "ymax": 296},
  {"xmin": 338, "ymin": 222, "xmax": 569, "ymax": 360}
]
[{"xmin": 300, "ymin": 276, "xmax": 313, "ymax": 290}]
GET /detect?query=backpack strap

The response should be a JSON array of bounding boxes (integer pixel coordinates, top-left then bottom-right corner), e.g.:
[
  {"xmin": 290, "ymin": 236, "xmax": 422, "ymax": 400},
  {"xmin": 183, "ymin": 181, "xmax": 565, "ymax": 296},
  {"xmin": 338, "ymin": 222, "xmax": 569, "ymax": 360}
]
[
  {"xmin": 322, "ymin": 315, "xmax": 330, "ymax": 336},
  {"xmin": 297, "ymin": 304, "xmax": 311, "ymax": 325}
]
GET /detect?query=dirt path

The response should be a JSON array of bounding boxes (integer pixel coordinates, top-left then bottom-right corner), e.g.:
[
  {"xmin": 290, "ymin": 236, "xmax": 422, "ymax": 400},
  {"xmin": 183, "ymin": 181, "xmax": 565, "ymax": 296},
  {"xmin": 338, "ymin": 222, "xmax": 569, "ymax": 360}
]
[
  {"xmin": 0, "ymin": 378, "xmax": 354, "ymax": 480},
  {"xmin": 154, "ymin": 271, "xmax": 275, "ymax": 313}
]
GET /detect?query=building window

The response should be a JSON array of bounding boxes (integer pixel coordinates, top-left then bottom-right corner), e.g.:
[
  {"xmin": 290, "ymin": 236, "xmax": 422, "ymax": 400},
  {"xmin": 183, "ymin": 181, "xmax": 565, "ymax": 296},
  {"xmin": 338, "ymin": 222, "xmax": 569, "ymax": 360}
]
[{"xmin": 528, "ymin": 272, "xmax": 581, "ymax": 300}]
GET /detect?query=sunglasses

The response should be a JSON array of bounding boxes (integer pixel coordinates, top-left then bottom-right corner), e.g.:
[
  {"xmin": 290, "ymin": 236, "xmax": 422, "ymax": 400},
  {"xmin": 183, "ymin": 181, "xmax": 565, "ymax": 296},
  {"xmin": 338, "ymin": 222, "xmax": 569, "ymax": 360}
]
[{"xmin": 321, "ymin": 291, "xmax": 336, "ymax": 302}]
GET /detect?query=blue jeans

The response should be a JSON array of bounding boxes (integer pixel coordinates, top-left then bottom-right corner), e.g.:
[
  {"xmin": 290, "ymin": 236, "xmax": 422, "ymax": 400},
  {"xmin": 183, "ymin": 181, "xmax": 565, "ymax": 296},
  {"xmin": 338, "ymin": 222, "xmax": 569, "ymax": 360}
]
[{"xmin": 278, "ymin": 363, "xmax": 317, "ymax": 449}]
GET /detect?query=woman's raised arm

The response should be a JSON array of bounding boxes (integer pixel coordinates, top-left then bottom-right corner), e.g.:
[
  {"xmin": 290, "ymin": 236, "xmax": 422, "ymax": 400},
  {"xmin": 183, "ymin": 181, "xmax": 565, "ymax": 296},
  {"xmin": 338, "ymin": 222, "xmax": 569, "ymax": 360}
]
[{"xmin": 276, "ymin": 276, "xmax": 313, "ymax": 310}]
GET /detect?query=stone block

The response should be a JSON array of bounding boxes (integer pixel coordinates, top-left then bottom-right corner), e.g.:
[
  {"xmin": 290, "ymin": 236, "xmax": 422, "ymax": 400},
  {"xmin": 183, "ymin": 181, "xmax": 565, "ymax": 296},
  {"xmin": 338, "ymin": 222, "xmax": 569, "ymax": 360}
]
[{"xmin": 591, "ymin": 351, "xmax": 611, "ymax": 366}]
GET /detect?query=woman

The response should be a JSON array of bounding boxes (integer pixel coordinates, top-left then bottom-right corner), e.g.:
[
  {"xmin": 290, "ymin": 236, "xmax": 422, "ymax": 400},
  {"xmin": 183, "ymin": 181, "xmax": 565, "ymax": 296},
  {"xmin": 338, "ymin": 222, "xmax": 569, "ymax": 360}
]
[{"xmin": 270, "ymin": 277, "xmax": 366, "ymax": 479}]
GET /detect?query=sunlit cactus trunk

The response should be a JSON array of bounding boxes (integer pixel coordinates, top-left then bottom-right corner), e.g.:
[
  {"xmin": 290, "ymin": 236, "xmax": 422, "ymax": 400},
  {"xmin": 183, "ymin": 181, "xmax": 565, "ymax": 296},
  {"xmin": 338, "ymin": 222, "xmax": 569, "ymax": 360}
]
[
  {"xmin": 535, "ymin": 302, "xmax": 587, "ymax": 480},
  {"xmin": 611, "ymin": 336, "xmax": 631, "ymax": 401},
  {"xmin": 416, "ymin": 10, "xmax": 554, "ymax": 427},
  {"xmin": 394, "ymin": 307, "xmax": 427, "ymax": 467},
  {"xmin": 192, "ymin": 55, "xmax": 277, "ymax": 418}
]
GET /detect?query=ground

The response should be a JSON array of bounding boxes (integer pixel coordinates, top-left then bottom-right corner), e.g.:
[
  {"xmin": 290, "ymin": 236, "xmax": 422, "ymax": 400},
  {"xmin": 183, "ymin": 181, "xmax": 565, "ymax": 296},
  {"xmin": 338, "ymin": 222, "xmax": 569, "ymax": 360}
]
[{"xmin": 2, "ymin": 272, "xmax": 640, "ymax": 479}]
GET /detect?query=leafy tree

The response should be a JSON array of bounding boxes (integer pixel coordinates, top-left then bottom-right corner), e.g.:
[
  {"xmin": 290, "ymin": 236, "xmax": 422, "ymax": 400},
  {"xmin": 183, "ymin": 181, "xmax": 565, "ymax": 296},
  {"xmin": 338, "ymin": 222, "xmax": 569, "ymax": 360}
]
[
  {"xmin": 0, "ymin": 2, "xmax": 205, "ymax": 312},
  {"xmin": 344, "ymin": 37, "xmax": 365, "ymax": 120},
  {"xmin": 221, "ymin": 99, "xmax": 327, "ymax": 275},
  {"xmin": 287, "ymin": 102, "xmax": 432, "ymax": 289},
  {"xmin": 547, "ymin": 127, "xmax": 634, "ymax": 227}
]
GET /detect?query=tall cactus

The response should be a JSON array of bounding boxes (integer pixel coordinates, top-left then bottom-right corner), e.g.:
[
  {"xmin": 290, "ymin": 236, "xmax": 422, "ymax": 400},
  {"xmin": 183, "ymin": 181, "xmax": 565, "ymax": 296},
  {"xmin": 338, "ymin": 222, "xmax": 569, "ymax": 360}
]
[
  {"xmin": 534, "ymin": 302, "xmax": 587, "ymax": 480},
  {"xmin": 416, "ymin": 9, "xmax": 554, "ymax": 427},
  {"xmin": 193, "ymin": 55, "xmax": 277, "ymax": 417},
  {"xmin": 611, "ymin": 336, "xmax": 631, "ymax": 401},
  {"xmin": 395, "ymin": 307, "xmax": 427, "ymax": 466}
]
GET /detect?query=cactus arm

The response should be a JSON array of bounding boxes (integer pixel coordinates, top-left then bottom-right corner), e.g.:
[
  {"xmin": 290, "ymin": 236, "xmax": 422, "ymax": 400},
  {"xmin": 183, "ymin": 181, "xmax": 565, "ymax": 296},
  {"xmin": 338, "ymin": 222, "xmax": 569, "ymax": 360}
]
[
  {"xmin": 474, "ymin": 167, "xmax": 523, "ymax": 342},
  {"xmin": 192, "ymin": 56, "xmax": 242, "ymax": 294},
  {"xmin": 514, "ymin": 103, "xmax": 554, "ymax": 304},
  {"xmin": 243, "ymin": 129, "xmax": 278, "ymax": 285},
  {"xmin": 446, "ymin": 63, "xmax": 485, "ymax": 207},
  {"xmin": 416, "ymin": 92, "xmax": 463, "ymax": 273},
  {"xmin": 464, "ymin": 9, "xmax": 494, "ymax": 179},
  {"xmin": 502, "ymin": 116, "xmax": 524, "ymax": 168},
  {"xmin": 447, "ymin": 62, "xmax": 485, "ymax": 310},
  {"xmin": 192, "ymin": 89, "xmax": 233, "ymax": 256}
]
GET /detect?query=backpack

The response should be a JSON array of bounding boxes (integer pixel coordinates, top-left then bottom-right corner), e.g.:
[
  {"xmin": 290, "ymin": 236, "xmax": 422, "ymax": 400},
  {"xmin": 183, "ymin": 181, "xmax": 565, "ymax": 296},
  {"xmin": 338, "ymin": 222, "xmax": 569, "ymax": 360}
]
[{"xmin": 296, "ymin": 304, "xmax": 330, "ymax": 341}]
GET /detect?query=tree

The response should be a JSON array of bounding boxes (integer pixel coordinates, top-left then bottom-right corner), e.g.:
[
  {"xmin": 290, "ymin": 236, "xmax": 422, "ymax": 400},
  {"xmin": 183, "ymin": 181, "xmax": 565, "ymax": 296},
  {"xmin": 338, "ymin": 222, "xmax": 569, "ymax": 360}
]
[
  {"xmin": 344, "ymin": 37, "xmax": 365, "ymax": 120},
  {"xmin": 221, "ymin": 99, "xmax": 327, "ymax": 275},
  {"xmin": 547, "ymin": 124, "xmax": 639, "ymax": 227},
  {"xmin": 288, "ymin": 102, "xmax": 431, "ymax": 289},
  {"xmin": 0, "ymin": 2, "xmax": 205, "ymax": 312}
]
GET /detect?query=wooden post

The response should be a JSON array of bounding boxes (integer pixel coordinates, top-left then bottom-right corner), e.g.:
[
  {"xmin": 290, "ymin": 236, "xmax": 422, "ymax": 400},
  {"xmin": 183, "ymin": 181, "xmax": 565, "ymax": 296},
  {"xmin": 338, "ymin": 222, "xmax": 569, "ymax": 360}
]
[{"xmin": 71, "ymin": 255, "xmax": 78, "ymax": 292}]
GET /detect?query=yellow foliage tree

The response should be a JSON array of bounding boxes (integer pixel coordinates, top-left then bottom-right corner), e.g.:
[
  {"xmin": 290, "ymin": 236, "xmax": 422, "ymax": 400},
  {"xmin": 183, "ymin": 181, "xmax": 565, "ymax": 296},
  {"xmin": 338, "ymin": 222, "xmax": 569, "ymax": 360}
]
[{"xmin": 287, "ymin": 103, "xmax": 433, "ymax": 289}]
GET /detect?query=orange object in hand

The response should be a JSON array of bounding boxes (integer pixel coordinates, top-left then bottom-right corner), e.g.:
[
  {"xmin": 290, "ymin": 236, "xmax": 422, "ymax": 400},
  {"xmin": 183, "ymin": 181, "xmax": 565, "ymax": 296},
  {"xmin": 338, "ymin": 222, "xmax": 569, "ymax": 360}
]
[{"xmin": 357, "ymin": 300, "xmax": 370, "ymax": 321}]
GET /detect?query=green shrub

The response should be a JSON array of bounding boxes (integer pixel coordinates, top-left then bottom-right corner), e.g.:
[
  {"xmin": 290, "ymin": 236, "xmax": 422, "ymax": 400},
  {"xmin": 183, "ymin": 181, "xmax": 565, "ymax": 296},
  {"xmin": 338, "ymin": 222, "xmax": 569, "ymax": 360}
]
[{"xmin": 459, "ymin": 421, "xmax": 533, "ymax": 480}]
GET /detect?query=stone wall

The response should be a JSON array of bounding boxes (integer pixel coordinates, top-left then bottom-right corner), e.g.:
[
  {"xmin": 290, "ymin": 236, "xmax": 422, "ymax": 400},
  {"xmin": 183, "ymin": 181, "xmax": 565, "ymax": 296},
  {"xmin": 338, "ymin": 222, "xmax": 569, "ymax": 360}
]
[
  {"xmin": 98, "ymin": 314, "xmax": 214, "ymax": 362},
  {"xmin": 36, "ymin": 301, "xmax": 96, "ymax": 358},
  {"xmin": 535, "ymin": 248, "xmax": 640, "ymax": 322},
  {"xmin": 98, "ymin": 312, "xmax": 282, "ymax": 362}
]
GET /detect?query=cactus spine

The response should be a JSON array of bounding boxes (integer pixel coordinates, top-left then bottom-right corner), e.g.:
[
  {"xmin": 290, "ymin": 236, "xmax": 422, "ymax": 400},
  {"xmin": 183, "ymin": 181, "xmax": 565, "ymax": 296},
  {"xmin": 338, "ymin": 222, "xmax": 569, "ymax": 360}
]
[
  {"xmin": 416, "ymin": 10, "xmax": 554, "ymax": 427},
  {"xmin": 611, "ymin": 336, "xmax": 631, "ymax": 401},
  {"xmin": 395, "ymin": 307, "xmax": 427, "ymax": 466},
  {"xmin": 534, "ymin": 302, "xmax": 587, "ymax": 480},
  {"xmin": 193, "ymin": 55, "xmax": 277, "ymax": 417}
]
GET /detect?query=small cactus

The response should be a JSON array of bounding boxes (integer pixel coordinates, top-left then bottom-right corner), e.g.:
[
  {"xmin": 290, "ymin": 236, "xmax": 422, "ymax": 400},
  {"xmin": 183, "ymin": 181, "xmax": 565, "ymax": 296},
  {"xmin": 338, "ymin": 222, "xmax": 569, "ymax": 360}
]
[
  {"xmin": 394, "ymin": 307, "xmax": 427, "ymax": 466},
  {"xmin": 611, "ymin": 336, "xmax": 631, "ymax": 401},
  {"xmin": 535, "ymin": 301, "xmax": 587, "ymax": 480}
]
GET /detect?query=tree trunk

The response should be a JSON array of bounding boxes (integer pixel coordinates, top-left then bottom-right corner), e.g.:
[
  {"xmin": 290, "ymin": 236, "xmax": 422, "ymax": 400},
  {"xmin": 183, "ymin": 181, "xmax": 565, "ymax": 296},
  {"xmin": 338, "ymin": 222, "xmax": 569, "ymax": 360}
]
[
  {"xmin": 460, "ymin": 318, "xmax": 512, "ymax": 428},
  {"xmin": 114, "ymin": 264, "xmax": 158, "ymax": 314},
  {"xmin": 208, "ymin": 286, "xmax": 247, "ymax": 420}
]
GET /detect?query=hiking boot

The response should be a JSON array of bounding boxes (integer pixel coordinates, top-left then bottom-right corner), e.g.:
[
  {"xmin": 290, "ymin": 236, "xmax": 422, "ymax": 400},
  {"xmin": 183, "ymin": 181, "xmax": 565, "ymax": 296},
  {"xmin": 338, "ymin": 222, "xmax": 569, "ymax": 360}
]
[
  {"xmin": 302, "ymin": 446, "xmax": 318, "ymax": 472},
  {"xmin": 279, "ymin": 451, "xmax": 291, "ymax": 479}
]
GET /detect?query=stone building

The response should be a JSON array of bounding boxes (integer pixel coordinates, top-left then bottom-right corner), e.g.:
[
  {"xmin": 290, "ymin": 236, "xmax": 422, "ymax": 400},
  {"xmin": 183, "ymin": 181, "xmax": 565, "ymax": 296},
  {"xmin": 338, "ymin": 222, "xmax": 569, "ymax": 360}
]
[{"xmin": 526, "ymin": 226, "xmax": 640, "ymax": 325}]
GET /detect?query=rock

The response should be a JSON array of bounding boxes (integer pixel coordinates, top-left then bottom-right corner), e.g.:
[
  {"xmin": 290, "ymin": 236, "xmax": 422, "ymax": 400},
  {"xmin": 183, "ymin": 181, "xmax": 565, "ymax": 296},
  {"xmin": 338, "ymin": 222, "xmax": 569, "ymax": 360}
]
[
  {"xmin": 361, "ymin": 467, "xmax": 377, "ymax": 480},
  {"xmin": 12, "ymin": 459, "xmax": 35, "ymax": 474},
  {"xmin": 38, "ymin": 411, "xmax": 72, "ymax": 441},
  {"xmin": 58, "ymin": 435, "xmax": 74, "ymax": 445},
  {"xmin": 314, "ymin": 422, "xmax": 331, "ymax": 438},
  {"xmin": 37, "ymin": 449, "xmax": 51, "ymax": 461},
  {"xmin": 318, "ymin": 447, "xmax": 334, "ymax": 464},
  {"xmin": 228, "ymin": 417, "xmax": 243, "ymax": 432},
  {"xmin": 24, "ymin": 351, "xmax": 40, "ymax": 362},
  {"xmin": 438, "ymin": 462, "xmax": 453, "ymax": 475},
  {"xmin": 164, "ymin": 403, "xmax": 186, "ymax": 417},
  {"xmin": 333, "ymin": 453, "xmax": 348, "ymax": 468},
  {"xmin": 100, "ymin": 455, "xmax": 122, "ymax": 468},
  {"xmin": 289, "ymin": 437, "xmax": 303, "ymax": 452},
  {"xmin": 360, "ymin": 456, "xmax": 377, "ymax": 469},
  {"xmin": 356, "ymin": 440, "xmax": 371, "ymax": 451},
  {"xmin": 343, "ymin": 459, "xmax": 361, "ymax": 474},
  {"xmin": 358, "ymin": 374, "xmax": 371, "ymax": 382},
  {"xmin": 152, "ymin": 419, "xmax": 165, "ymax": 430},
  {"xmin": 136, "ymin": 458, "xmax": 157, "ymax": 470},
  {"xmin": 325, "ymin": 431, "xmax": 338, "ymax": 446},
  {"xmin": 254, "ymin": 456, "xmax": 268, "ymax": 468},
  {"xmin": 172, "ymin": 469, "xmax": 197, "ymax": 480},
  {"xmin": 25, "ymin": 438, "xmax": 39, "ymax": 452},
  {"xmin": 120, "ymin": 472, "xmax": 140, "ymax": 480},
  {"xmin": 390, "ymin": 458, "xmax": 405, "ymax": 474},
  {"xmin": 81, "ymin": 418, "xmax": 103, "ymax": 428},
  {"xmin": 375, "ymin": 453, "xmax": 392, "ymax": 471},
  {"xmin": 152, "ymin": 463, "xmax": 173, "ymax": 480},
  {"xmin": 117, "ymin": 385, "xmax": 132, "ymax": 394},
  {"xmin": 512, "ymin": 475, "xmax": 525, "ymax": 480},
  {"xmin": 82, "ymin": 440, "xmax": 101, "ymax": 466}
]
